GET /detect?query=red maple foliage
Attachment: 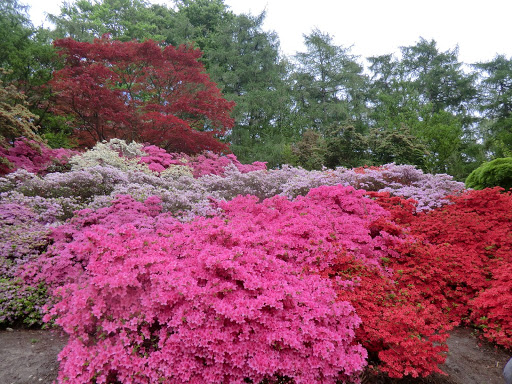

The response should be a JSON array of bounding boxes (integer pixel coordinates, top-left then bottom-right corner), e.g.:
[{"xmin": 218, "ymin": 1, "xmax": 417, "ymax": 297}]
[{"xmin": 49, "ymin": 37, "xmax": 235, "ymax": 153}]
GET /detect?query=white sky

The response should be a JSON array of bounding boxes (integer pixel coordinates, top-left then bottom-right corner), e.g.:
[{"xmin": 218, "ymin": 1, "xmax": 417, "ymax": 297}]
[{"xmin": 23, "ymin": 0, "xmax": 512, "ymax": 65}]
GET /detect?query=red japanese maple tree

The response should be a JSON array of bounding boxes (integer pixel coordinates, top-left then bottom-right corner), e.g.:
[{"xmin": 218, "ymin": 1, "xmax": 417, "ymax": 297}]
[{"xmin": 49, "ymin": 37, "xmax": 235, "ymax": 153}]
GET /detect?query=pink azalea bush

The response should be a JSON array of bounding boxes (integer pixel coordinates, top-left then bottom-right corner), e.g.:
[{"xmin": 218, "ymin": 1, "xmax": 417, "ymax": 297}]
[
  {"xmin": 186, "ymin": 151, "xmax": 267, "ymax": 177},
  {"xmin": 44, "ymin": 186, "xmax": 386, "ymax": 383},
  {"xmin": 134, "ymin": 144, "xmax": 268, "ymax": 177},
  {"xmin": 23, "ymin": 195, "xmax": 165, "ymax": 289},
  {"xmin": 138, "ymin": 144, "xmax": 184, "ymax": 172},
  {"xmin": 28, "ymin": 185, "xmax": 396, "ymax": 292},
  {"xmin": 0, "ymin": 137, "xmax": 77, "ymax": 175}
]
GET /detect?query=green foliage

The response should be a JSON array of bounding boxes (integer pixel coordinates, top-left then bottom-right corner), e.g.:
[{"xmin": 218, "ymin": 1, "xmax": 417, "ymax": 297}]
[
  {"xmin": 0, "ymin": 1, "xmax": 63, "ymax": 142},
  {"xmin": 367, "ymin": 39, "xmax": 481, "ymax": 178},
  {"xmin": 0, "ymin": 279, "xmax": 48, "ymax": 327},
  {"xmin": 291, "ymin": 130, "xmax": 327, "ymax": 170},
  {"xmin": 0, "ymin": 0, "xmax": 33, "ymax": 72},
  {"xmin": 0, "ymin": 73, "xmax": 40, "ymax": 143},
  {"xmin": 368, "ymin": 125, "xmax": 428, "ymax": 167},
  {"xmin": 414, "ymin": 111, "xmax": 465, "ymax": 175},
  {"xmin": 48, "ymin": 0, "xmax": 164, "ymax": 42},
  {"xmin": 324, "ymin": 125, "xmax": 369, "ymax": 168},
  {"xmin": 231, "ymin": 133, "xmax": 295, "ymax": 169},
  {"xmin": 473, "ymin": 55, "xmax": 512, "ymax": 157},
  {"xmin": 465, "ymin": 157, "xmax": 512, "ymax": 191},
  {"xmin": 206, "ymin": 12, "xmax": 294, "ymax": 164},
  {"xmin": 399, "ymin": 38, "xmax": 477, "ymax": 114},
  {"xmin": 0, "ymin": 0, "xmax": 57, "ymax": 96},
  {"xmin": 291, "ymin": 29, "xmax": 368, "ymax": 134},
  {"xmin": 174, "ymin": 0, "xmax": 232, "ymax": 51}
]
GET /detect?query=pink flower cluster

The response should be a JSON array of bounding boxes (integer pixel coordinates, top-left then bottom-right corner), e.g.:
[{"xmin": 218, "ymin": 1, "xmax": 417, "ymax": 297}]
[
  {"xmin": 139, "ymin": 145, "xmax": 267, "ymax": 177},
  {"xmin": 0, "ymin": 138, "xmax": 77, "ymax": 175},
  {"xmin": 42, "ymin": 185, "xmax": 401, "ymax": 383},
  {"xmin": 186, "ymin": 152, "xmax": 267, "ymax": 178},
  {"xmin": 138, "ymin": 145, "xmax": 184, "ymax": 172}
]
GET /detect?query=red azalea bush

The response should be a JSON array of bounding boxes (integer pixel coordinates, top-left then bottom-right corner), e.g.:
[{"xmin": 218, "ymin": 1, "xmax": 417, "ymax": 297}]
[
  {"xmin": 470, "ymin": 262, "xmax": 512, "ymax": 348},
  {"xmin": 370, "ymin": 188, "xmax": 512, "ymax": 350},
  {"xmin": 364, "ymin": 192, "xmax": 461, "ymax": 319},
  {"xmin": 407, "ymin": 188, "xmax": 512, "ymax": 323},
  {"xmin": 317, "ymin": 192, "xmax": 451, "ymax": 378},
  {"xmin": 321, "ymin": 252, "xmax": 450, "ymax": 378}
]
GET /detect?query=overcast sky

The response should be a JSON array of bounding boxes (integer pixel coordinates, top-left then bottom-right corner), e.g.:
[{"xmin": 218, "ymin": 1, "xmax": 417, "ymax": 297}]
[{"xmin": 23, "ymin": 0, "xmax": 512, "ymax": 65}]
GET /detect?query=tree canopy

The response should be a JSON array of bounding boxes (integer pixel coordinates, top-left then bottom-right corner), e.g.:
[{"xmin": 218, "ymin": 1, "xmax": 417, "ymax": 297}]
[
  {"xmin": 50, "ymin": 37, "xmax": 234, "ymax": 153},
  {"xmin": 2, "ymin": 0, "xmax": 512, "ymax": 179}
]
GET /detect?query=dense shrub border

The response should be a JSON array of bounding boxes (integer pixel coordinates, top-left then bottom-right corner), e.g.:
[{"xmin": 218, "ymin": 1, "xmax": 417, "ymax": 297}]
[{"xmin": 1, "ymin": 139, "xmax": 511, "ymax": 382}]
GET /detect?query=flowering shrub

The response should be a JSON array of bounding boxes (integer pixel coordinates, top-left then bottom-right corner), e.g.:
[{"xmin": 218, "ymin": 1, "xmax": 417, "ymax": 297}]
[
  {"xmin": 0, "ymin": 140, "xmax": 480, "ymax": 381},
  {"xmin": 30, "ymin": 186, "xmax": 392, "ymax": 294},
  {"xmin": 370, "ymin": 188, "xmax": 512, "ymax": 350},
  {"xmin": 470, "ymin": 262, "xmax": 512, "ymax": 349},
  {"xmin": 0, "ymin": 137, "xmax": 77, "ymax": 175},
  {"xmin": 410, "ymin": 188, "xmax": 511, "ymax": 314},
  {"xmin": 321, "ymin": 252, "xmax": 450, "ymax": 378},
  {"xmin": 23, "ymin": 195, "xmax": 169, "ymax": 290},
  {"xmin": 69, "ymin": 139, "xmax": 267, "ymax": 179},
  {"xmin": 0, "ymin": 202, "xmax": 52, "ymax": 276},
  {"xmin": 332, "ymin": 163, "xmax": 465, "ymax": 211},
  {"xmin": 187, "ymin": 151, "xmax": 267, "ymax": 177},
  {"xmin": 1, "ymin": 144, "xmax": 464, "ymax": 227},
  {"xmin": 139, "ymin": 144, "xmax": 187, "ymax": 174},
  {"xmin": 0, "ymin": 200, "xmax": 53, "ymax": 325},
  {"xmin": 0, "ymin": 165, "xmax": 216, "ymax": 222},
  {"xmin": 45, "ymin": 187, "xmax": 378, "ymax": 383},
  {"xmin": 33, "ymin": 185, "xmax": 463, "ymax": 381},
  {"xmin": 70, "ymin": 139, "xmax": 193, "ymax": 178}
]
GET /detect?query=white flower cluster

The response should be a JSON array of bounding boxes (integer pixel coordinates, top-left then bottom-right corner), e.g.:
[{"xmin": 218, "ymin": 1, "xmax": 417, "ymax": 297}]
[
  {"xmin": 70, "ymin": 139, "xmax": 193, "ymax": 178},
  {"xmin": 70, "ymin": 139, "xmax": 148, "ymax": 172}
]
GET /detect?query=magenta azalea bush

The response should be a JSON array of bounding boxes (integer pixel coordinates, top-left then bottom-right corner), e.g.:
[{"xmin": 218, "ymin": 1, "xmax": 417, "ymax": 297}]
[
  {"xmin": 43, "ymin": 186, "xmax": 388, "ymax": 383},
  {"xmin": 0, "ymin": 137, "xmax": 77, "ymax": 175}
]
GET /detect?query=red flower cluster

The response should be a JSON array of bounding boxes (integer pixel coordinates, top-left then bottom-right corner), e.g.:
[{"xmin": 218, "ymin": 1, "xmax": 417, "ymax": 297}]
[{"xmin": 370, "ymin": 188, "xmax": 512, "ymax": 350}]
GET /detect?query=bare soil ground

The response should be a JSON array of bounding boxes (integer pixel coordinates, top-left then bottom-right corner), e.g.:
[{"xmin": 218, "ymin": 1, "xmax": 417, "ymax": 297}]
[{"xmin": 0, "ymin": 327, "xmax": 509, "ymax": 384}]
